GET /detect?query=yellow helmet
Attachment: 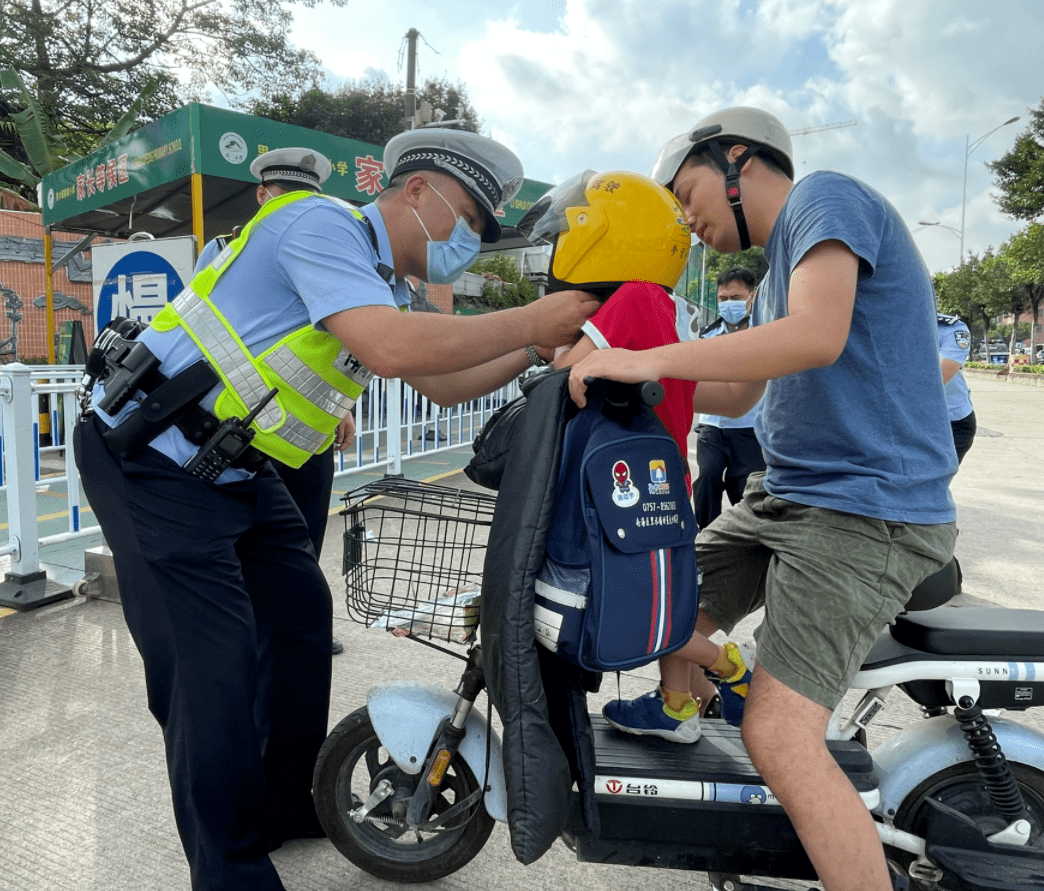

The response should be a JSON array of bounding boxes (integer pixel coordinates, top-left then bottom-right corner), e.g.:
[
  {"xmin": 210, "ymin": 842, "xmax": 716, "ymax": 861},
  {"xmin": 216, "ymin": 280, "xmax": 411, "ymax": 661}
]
[{"xmin": 518, "ymin": 170, "xmax": 691, "ymax": 293}]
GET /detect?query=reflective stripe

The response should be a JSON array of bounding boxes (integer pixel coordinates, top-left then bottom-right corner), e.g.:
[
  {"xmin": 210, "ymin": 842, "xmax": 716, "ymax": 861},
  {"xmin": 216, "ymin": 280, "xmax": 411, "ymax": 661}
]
[
  {"xmin": 158, "ymin": 190, "xmax": 381, "ymax": 467},
  {"xmin": 535, "ymin": 579, "xmax": 588, "ymax": 610}
]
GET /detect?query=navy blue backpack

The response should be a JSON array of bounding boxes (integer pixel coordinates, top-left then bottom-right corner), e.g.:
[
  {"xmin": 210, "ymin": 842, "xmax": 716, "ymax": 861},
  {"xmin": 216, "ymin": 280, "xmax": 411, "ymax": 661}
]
[{"xmin": 534, "ymin": 381, "xmax": 700, "ymax": 672}]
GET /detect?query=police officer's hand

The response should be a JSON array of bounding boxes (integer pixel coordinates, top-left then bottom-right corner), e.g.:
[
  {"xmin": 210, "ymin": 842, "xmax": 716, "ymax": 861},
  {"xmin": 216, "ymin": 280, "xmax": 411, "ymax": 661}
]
[
  {"xmin": 333, "ymin": 412, "xmax": 355, "ymax": 451},
  {"xmin": 528, "ymin": 289, "xmax": 601, "ymax": 348}
]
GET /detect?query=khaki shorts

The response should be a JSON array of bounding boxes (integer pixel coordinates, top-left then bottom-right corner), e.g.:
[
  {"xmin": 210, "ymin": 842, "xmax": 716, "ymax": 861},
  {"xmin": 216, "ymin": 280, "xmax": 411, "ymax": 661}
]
[{"xmin": 697, "ymin": 473, "xmax": 957, "ymax": 710}]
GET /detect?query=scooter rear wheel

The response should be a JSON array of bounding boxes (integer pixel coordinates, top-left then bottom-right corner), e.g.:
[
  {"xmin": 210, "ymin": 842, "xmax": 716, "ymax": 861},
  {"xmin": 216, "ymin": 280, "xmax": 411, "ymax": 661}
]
[
  {"xmin": 312, "ymin": 707, "xmax": 495, "ymax": 883},
  {"xmin": 889, "ymin": 761, "xmax": 1044, "ymax": 888}
]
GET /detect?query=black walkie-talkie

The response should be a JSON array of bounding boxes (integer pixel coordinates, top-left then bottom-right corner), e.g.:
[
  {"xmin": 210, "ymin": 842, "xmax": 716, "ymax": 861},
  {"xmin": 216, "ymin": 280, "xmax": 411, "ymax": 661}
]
[{"xmin": 183, "ymin": 387, "xmax": 278, "ymax": 481}]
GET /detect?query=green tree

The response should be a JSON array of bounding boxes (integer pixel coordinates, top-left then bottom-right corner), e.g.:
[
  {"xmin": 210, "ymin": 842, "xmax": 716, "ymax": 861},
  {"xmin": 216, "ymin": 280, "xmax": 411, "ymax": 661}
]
[
  {"xmin": 934, "ymin": 251, "xmax": 1009, "ymax": 347},
  {"xmin": 461, "ymin": 255, "xmax": 537, "ymax": 312},
  {"xmin": 0, "ymin": 67, "xmax": 156, "ymax": 207},
  {"xmin": 250, "ymin": 78, "xmax": 481, "ymax": 146},
  {"xmin": 0, "ymin": 0, "xmax": 344, "ymax": 168},
  {"xmin": 999, "ymin": 223, "xmax": 1044, "ymax": 358},
  {"xmin": 989, "ymin": 97, "xmax": 1044, "ymax": 221},
  {"xmin": 981, "ymin": 251, "xmax": 1026, "ymax": 354}
]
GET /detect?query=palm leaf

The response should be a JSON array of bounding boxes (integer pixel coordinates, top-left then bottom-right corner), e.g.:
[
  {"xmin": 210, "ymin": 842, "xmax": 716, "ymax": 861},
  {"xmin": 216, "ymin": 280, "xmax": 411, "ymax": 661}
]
[
  {"xmin": 96, "ymin": 78, "xmax": 160, "ymax": 148},
  {"xmin": 0, "ymin": 146, "xmax": 39, "ymax": 186},
  {"xmin": 0, "ymin": 68, "xmax": 65, "ymax": 176}
]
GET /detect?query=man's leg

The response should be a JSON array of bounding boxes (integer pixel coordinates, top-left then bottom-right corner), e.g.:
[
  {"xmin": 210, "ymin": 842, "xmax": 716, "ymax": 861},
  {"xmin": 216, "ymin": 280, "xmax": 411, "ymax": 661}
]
[
  {"xmin": 748, "ymin": 496, "xmax": 956, "ymax": 891},
  {"xmin": 742, "ymin": 668, "xmax": 892, "ymax": 891},
  {"xmin": 722, "ymin": 427, "xmax": 766, "ymax": 506},
  {"xmin": 241, "ymin": 466, "xmax": 333, "ymax": 847},
  {"xmin": 75, "ymin": 417, "xmax": 286, "ymax": 891},
  {"xmin": 951, "ymin": 411, "xmax": 976, "ymax": 465},
  {"xmin": 693, "ymin": 425, "xmax": 729, "ymax": 530}
]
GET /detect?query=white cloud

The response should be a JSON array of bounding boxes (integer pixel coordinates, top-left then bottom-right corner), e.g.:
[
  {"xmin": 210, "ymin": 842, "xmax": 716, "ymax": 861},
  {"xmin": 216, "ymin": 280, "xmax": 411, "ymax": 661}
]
[{"xmin": 290, "ymin": 0, "xmax": 1043, "ymax": 274}]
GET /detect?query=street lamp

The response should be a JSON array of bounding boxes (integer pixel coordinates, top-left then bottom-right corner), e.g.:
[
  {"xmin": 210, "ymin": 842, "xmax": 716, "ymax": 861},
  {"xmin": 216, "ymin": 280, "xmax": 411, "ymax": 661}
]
[
  {"xmin": 916, "ymin": 221, "xmax": 962, "ymax": 238},
  {"xmin": 959, "ymin": 116, "xmax": 1020, "ymax": 266}
]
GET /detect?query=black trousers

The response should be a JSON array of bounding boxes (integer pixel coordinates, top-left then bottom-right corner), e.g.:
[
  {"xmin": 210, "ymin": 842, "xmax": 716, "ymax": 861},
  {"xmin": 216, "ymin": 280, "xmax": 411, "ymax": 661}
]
[
  {"xmin": 275, "ymin": 447, "xmax": 334, "ymax": 558},
  {"xmin": 952, "ymin": 410, "xmax": 977, "ymax": 465},
  {"xmin": 693, "ymin": 425, "xmax": 766, "ymax": 531},
  {"xmin": 75, "ymin": 416, "xmax": 332, "ymax": 891}
]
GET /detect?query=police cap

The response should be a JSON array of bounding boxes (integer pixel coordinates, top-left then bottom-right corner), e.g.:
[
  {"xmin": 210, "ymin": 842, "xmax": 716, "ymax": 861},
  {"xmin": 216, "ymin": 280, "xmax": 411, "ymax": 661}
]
[
  {"xmin": 249, "ymin": 147, "xmax": 333, "ymax": 192},
  {"xmin": 383, "ymin": 128, "xmax": 524, "ymax": 243}
]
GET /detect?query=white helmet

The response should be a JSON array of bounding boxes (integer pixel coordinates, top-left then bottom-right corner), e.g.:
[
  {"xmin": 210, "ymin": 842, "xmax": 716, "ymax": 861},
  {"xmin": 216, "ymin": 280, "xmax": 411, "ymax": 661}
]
[{"xmin": 651, "ymin": 107, "xmax": 793, "ymax": 251}]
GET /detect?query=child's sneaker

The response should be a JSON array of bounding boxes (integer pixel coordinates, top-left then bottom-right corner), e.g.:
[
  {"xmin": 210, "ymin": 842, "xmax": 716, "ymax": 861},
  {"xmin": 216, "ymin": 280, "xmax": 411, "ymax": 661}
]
[
  {"xmin": 602, "ymin": 687, "xmax": 702, "ymax": 743},
  {"xmin": 719, "ymin": 641, "xmax": 753, "ymax": 726}
]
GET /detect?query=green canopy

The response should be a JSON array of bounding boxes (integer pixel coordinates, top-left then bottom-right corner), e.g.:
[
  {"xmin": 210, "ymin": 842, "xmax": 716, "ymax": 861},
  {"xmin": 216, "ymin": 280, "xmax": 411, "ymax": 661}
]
[{"xmin": 40, "ymin": 102, "xmax": 552, "ymax": 248}]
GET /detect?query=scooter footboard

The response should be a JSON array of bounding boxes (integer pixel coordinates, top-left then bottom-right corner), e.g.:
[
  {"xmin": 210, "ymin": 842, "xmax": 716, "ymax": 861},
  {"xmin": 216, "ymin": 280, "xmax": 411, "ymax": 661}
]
[{"xmin": 366, "ymin": 681, "xmax": 508, "ymax": 822}]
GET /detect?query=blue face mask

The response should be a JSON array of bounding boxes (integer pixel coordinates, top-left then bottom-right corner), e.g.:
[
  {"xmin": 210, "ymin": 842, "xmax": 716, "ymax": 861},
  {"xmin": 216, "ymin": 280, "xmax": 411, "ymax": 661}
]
[
  {"xmin": 718, "ymin": 300, "xmax": 749, "ymax": 325},
  {"xmin": 413, "ymin": 184, "xmax": 482, "ymax": 284}
]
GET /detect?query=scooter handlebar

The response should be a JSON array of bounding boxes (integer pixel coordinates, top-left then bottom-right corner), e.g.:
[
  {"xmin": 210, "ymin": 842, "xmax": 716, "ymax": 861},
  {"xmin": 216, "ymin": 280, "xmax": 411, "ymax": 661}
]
[{"xmin": 582, "ymin": 376, "xmax": 663, "ymax": 409}]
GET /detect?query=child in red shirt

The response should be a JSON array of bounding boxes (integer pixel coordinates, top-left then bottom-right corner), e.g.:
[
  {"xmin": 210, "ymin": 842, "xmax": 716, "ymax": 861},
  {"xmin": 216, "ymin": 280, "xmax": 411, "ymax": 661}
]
[{"xmin": 520, "ymin": 171, "xmax": 753, "ymax": 742}]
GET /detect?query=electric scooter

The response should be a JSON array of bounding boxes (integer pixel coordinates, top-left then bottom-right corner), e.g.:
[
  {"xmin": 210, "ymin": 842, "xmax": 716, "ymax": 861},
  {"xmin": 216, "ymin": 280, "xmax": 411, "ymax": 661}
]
[{"xmin": 313, "ymin": 477, "xmax": 1044, "ymax": 891}]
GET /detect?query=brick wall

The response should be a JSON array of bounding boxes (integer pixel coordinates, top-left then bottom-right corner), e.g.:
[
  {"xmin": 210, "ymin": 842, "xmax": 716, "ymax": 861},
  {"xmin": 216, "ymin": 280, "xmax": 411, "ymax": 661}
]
[
  {"xmin": 0, "ymin": 210, "xmax": 107, "ymax": 360},
  {"xmin": 425, "ymin": 282, "xmax": 454, "ymax": 313}
]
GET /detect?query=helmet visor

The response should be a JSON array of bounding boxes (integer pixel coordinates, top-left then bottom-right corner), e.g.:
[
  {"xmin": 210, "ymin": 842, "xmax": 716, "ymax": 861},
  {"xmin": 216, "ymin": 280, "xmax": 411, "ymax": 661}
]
[{"xmin": 517, "ymin": 170, "xmax": 596, "ymax": 245}]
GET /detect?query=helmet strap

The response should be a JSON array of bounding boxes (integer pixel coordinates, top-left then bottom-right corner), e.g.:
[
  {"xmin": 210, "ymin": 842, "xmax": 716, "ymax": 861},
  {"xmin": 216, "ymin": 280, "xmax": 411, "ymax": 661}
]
[{"xmin": 707, "ymin": 141, "xmax": 755, "ymax": 251}]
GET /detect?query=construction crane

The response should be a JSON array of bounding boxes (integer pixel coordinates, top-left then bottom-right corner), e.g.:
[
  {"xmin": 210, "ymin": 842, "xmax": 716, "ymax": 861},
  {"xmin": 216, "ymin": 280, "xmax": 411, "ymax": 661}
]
[{"xmin": 789, "ymin": 120, "xmax": 858, "ymax": 137}]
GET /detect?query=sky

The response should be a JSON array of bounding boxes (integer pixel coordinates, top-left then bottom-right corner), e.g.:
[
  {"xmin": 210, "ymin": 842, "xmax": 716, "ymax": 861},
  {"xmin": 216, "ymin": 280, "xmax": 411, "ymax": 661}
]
[{"xmin": 288, "ymin": 0, "xmax": 1042, "ymax": 276}]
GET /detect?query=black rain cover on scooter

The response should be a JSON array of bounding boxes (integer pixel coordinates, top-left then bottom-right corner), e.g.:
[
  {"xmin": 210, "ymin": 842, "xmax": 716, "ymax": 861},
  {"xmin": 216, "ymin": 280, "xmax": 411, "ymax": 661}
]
[{"xmin": 477, "ymin": 369, "xmax": 602, "ymax": 864}]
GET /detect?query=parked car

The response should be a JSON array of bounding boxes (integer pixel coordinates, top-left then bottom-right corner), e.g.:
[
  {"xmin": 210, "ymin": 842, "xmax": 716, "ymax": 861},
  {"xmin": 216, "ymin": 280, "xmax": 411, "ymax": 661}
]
[{"xmin": 1036, "ymin": 345, "xmax": 1044, "ymax": 364}]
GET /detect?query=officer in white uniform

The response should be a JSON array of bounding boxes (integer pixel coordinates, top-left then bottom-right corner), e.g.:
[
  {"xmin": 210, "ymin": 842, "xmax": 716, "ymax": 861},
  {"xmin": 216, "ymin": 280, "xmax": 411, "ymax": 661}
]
[
  {"xmin": 937, "ymin": 311, "xmax": 976, "ymax": 463},
  {"xmin": 75, "ymin": 128, "xmax": 597, "ymax": 891}
]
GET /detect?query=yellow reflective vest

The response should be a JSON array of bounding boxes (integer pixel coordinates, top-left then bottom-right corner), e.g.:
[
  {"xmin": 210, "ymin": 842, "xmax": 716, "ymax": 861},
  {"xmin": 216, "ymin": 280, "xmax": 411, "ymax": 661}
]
[{"xmin": 153, "ymin": 190, "xmax": 377, "ymax": 469}]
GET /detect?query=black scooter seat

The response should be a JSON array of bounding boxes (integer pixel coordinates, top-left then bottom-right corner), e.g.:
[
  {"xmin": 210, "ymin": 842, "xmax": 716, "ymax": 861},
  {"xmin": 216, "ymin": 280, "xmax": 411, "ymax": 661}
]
[{"xmin": 891, "ymin": 606, "xmax": 1044, "ymax": 658}]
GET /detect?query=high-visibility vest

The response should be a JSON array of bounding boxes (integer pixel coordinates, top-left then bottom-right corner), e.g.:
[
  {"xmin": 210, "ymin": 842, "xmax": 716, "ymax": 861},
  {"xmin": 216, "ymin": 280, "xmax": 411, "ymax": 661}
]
[{"xmin": 152, "ymin": 190, "xmax": 378, "ymax": 468}]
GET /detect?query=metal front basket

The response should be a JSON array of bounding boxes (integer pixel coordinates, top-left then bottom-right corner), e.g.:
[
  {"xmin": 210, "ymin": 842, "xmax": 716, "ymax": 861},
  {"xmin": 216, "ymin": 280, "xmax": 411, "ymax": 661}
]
[{"xmin": 340, "ymin": 478, "xmax": 497, "ymax": 644}]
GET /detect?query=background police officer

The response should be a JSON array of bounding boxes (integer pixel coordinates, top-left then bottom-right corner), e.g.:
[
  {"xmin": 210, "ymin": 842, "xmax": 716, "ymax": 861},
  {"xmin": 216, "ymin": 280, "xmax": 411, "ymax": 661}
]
[
  {"xmin": 76, "ymin": 128, "xmax": 597, "ymax": 891},
  {"xmin": 692, "ymin": 266, "xmax": 766, "ymax": 530},
  {"xmin": 938, "ymin": 311, "xmax": 977, "ymax": 463}
]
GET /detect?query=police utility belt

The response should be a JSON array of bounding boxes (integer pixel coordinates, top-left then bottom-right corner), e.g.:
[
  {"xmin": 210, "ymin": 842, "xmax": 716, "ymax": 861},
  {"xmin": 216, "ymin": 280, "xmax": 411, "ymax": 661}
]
[{"xmin": 80, "ymin": 317, "xmax": 271, "ymax": 481}]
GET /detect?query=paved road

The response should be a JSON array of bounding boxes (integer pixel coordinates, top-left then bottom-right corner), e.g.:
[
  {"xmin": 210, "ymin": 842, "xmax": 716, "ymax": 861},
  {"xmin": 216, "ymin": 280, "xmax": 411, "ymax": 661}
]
[{"xmin": 0, "ymin": 375, "xmax": 1040, "ymax": 891}]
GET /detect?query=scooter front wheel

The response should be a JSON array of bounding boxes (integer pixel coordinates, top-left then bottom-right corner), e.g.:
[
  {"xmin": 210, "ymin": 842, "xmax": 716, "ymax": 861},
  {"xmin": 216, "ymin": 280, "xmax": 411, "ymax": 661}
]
[{"xmin": 312, "ymin": 707, "xmax": 495, "ymax": 883}]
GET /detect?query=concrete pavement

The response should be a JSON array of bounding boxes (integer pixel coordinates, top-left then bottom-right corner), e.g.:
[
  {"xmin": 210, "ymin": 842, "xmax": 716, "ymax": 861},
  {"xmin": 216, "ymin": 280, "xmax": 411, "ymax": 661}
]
[{"xmin": 0, "ymin": 374, "xmax": 1041, "ymax": 891}]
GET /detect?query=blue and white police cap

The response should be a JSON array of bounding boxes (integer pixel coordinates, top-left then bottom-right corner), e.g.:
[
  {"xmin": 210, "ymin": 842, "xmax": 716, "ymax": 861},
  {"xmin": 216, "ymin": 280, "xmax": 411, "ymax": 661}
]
[
  {"xmin": 249, "ymin": 147, "xmax": 333, "ymax": 192},
  {"xmin": 383, "ymin": 129, "xmax": 524, "ymax": 243}
]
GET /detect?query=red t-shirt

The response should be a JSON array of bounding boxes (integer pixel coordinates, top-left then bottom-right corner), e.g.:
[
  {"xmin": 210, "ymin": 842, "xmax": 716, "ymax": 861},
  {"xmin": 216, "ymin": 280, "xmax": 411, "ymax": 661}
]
[{"xmin": 580, "ymin": 281, "xmax": 696, "ymax": 480}]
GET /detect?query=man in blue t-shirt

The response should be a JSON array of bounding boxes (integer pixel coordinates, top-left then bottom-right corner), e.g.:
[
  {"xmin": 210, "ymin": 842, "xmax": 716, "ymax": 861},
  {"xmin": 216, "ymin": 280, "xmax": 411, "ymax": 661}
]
[
  {"xmin": 570, "ymin": 107, "xmax": 956, "ymax": 891},
  {"xmin": 937, "ymin": 312, "xmax": 977, "ymax": 462}
]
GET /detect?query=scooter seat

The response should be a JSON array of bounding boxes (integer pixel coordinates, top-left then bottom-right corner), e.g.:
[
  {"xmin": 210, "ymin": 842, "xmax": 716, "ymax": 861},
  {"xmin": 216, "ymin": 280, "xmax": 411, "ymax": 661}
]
[{"xmin": 891, "ymin": 606, "xmax": 1044, "ymax": 658}]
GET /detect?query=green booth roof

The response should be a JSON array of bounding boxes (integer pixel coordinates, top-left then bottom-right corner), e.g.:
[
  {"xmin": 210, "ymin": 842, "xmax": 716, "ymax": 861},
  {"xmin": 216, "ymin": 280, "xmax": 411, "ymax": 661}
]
[{"xmin": 40, "ymin": 102, "xmax": 551, "ymax": 250}]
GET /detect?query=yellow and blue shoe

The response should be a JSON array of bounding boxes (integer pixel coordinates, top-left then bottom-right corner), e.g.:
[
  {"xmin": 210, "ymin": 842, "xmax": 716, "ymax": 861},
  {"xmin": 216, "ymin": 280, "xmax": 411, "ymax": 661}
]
[
  {"xmin": 719, "ymin": 641, "xmax": 753, "ymax": 727},
  {"xmin": 602, "ymin": 687, "xmax": 702, "ymax": 743}
]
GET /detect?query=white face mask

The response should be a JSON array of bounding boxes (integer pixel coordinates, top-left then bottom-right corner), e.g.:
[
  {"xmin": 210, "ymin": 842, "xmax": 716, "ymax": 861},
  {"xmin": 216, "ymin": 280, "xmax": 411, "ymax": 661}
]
[{"xmin": 412, "ymin": 183, "xmax": 482, "ymax": 284}]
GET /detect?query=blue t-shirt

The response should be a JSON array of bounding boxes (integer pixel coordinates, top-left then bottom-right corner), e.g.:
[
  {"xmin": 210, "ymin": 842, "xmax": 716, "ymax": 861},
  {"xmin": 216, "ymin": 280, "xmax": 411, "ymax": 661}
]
[
  {"xmin": 96, "ymin": 198, "xmax": 409, "ymax": 478},
  {"xmin": 753, "ymin": 171, "xmax": 957, "ymax": 524},
  {"xmin": 937, "ymin": 313, "xmax": 974, "ymax": 421},
  {"xmin": 697, "ymin": 319, "xmax": 761, "ymax": 429}
]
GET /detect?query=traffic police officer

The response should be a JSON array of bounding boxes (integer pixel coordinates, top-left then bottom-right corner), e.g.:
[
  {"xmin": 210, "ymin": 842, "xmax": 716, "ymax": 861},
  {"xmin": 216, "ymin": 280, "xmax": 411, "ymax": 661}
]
[
  {"xmin": 937, "ymin": 311, "xmax": 976, "ymax": 463},
  {"xmin": 75, "ymin": 128, "xmax": 597, "ymax": 891}
]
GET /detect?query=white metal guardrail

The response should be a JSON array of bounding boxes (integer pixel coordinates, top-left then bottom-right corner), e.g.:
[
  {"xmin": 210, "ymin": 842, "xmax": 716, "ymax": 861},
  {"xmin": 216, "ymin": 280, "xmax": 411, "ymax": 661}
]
[{"xmin": 0, "ymin": 363, "xmax": 518, "ymax": 582}]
